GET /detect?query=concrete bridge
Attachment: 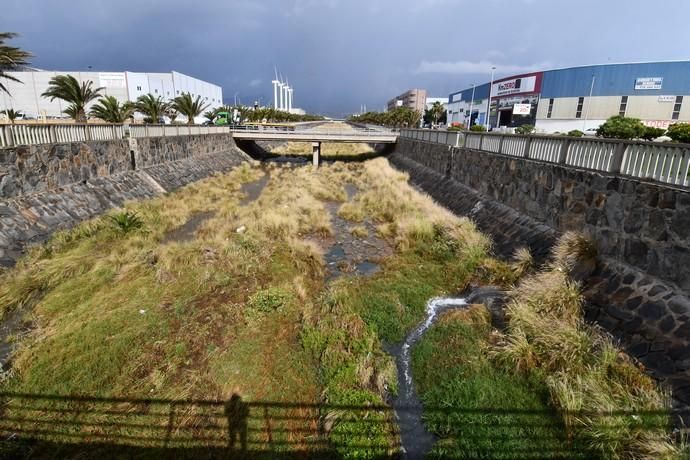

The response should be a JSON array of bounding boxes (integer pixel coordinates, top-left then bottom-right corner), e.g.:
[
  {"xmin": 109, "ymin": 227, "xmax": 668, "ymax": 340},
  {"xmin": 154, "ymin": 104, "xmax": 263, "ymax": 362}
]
[
  {"xmin": 231, "ymin": 126, "xmax": 398, "ymax": 165},
  {"xmin": 0, "ymin": 123, "xmax": 398, "ymax": 167}
]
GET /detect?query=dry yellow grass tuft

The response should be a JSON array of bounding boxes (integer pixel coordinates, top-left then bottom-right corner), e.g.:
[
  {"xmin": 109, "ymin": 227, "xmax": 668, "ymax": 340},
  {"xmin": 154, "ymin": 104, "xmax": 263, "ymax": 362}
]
[{"xmin": 495, "ymin": 232, "xmax": 678, "ymax": 458}]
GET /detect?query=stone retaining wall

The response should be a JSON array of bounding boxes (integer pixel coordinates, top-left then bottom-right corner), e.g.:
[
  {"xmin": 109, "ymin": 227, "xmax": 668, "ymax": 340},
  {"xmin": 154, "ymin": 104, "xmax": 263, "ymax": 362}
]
[
  {"xmin": 397, "ymin": 137, "xmax": 690, "ymax": 294},
  {"xmin": 390, "ymin": 139, "xmax": 690, "ymax": 412},
  {"xmin": 0, "ymin": 133, "xmax": 239, "ymax": 199},
  {"xmin": 0, "ymin": 144, "xmax": 249, "ymax": 268}
]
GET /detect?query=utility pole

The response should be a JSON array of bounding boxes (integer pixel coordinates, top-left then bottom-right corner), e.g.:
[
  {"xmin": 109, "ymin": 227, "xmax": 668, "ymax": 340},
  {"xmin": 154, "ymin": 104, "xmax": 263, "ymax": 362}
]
[
  {"xmin": 583, "ymin": 74, "xmax": 596, "ymax": 131},
  {"xmin": 485, "ymin": 66, "xmax": 496, "ymax": 130},
  {"xmin": 468, "ymin": 84, "xmax": 476, "ymax": 129}
]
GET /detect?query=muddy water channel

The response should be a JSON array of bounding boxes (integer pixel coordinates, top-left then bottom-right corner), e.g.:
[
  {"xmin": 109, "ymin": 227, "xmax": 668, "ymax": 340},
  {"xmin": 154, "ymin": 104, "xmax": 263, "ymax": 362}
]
[{"xmin": 323, "ymin": 184, "xmax": 391, "ymax": 279}]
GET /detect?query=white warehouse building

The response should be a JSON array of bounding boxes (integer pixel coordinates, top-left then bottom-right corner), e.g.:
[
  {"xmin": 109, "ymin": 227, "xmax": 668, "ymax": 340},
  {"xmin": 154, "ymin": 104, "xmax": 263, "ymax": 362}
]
[{"xmin": 0, "ymin": 69, "xmax": 223, "ymax": 122}]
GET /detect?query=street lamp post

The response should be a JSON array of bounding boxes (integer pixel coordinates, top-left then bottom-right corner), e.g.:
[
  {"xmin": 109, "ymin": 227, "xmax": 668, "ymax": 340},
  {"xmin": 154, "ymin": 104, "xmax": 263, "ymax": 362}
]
[
  {"xmin": 485, "ymin": 66, "xmax": 496, "ymax": 131},
  {"xmin": 583, "ymin": 74, "xmax": 596, "ymax": 131},
  {"xmin": 468, "ymin": 84, "xmax": 476, "ymax": 129}
]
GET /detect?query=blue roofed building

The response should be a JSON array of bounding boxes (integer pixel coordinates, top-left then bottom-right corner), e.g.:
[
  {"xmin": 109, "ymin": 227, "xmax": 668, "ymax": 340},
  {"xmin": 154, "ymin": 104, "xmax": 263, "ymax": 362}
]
[{"xmin": 446, "ymin": 61, "xmax": 690, "ymax": 133}]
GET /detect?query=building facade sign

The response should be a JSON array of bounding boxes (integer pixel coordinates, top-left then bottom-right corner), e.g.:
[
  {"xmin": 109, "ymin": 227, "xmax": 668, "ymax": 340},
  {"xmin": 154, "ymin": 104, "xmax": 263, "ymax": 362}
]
[
  {"xmin": 635, "ymin": 77, "xmax": 663, "ymax": 90},
  {"xmin": 492, "ymin": 73, "xmax": 542, "ymax": 97},
  {"xmin": 512, "ymin": 103, "xmax": 531, "ymax": 115},
  {"xmin": 658, "ymin": 95, "xmax": 676, "ymax": 102},
  {"xmin": 643, "ymin": 120, "xmax": 675, "ymax": 129}
]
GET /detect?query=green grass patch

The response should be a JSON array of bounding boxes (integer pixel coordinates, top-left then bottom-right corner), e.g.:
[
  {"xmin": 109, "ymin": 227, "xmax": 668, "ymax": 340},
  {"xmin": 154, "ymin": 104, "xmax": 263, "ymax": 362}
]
[{"xmin": 412, "ymin": 309, "xmax": 589, "ymax": 459}]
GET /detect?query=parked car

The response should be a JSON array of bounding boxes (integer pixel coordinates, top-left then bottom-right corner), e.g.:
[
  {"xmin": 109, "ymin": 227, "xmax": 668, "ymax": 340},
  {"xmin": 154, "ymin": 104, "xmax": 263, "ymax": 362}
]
[{"xmin": 583, "ymin": 128, "xmax": 598, "ymax": 137}]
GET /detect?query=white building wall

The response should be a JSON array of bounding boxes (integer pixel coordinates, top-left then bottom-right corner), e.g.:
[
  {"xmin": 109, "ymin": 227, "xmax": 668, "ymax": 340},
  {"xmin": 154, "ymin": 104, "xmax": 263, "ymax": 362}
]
[
  {"xmin": 535, "ymin": 95, "xmax": 690, "ymax": 133},
  {"xmin": 1, "ymin": 70, "xmax": 223, "ymax": 122},
  {"xmin": 125, "ymin": 72, "xmax": 149, "ymax": 102}
]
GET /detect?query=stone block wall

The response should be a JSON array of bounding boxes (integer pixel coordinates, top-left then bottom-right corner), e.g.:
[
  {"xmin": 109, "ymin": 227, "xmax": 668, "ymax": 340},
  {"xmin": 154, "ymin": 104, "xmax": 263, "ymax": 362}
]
[
  {"xmin": 396, "ymin": 137, "xmax": 690, "ymax": 294},
  {"xmin": 0, "ymin": 140, "xmax": 132, "ymax": 198},
  {"xmin": 0, "ymin": 133, "xmax": 239, "ymax": 200},
  {"xmin": 134, "ymin": 133, "xmax": 237, "ymax": 167},
  {"xmin": 0, "ymin": 134, "xmax": 249, "ymax": 267},
  {"xmin": 391, "ymin": 138, "xmax": 690, "ymax": 409}
]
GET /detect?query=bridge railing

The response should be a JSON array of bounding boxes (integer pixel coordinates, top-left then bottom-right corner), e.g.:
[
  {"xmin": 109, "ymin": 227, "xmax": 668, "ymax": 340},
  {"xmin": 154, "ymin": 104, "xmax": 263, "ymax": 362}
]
[
  {"xmin": 0, "ymin": 122, "xmax": 395, "ymax": 148},
  {"xmin": 0, "ymin": 124, "xmax": 126, "ymax": 147},
  {"xmin": 400, "ymin": 128, "xmax": 690, "ymax": 187},
  {"xmin": 128, "ymin": 125, "xmax": 231, "ymax": 138},
  {"xmin": 0, "ymin": 123, "xmax": 233, "ymax": 147}
]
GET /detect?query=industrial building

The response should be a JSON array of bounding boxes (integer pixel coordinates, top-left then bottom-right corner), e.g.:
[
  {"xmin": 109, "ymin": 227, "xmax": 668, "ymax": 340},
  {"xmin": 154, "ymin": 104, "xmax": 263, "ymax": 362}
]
[
  {"xmin": 0, "ymin": 69, "xmax": 223, "ymax": 122},
  {"xmin": 387, "ymin": 88, "xmax": 427, "ymax": 113},
  {"xmin": 447, "ymin": 61, "xmax": 690, "ymax": 133}
]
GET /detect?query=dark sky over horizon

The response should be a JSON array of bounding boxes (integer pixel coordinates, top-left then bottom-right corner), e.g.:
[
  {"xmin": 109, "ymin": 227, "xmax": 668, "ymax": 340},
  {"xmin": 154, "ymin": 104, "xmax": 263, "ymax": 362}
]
[{"xmin": 3, "ymin": 0, "xmax": 690, "ymax": 117}]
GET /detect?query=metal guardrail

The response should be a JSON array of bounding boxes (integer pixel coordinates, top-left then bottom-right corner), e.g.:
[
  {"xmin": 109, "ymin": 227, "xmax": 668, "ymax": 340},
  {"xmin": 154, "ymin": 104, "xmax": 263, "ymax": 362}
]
[
  {"xmin": 128, "ymin": 125, "xmax": 230, "ymax": 138},
  {"xmin": 400, "ymin": 129, "xmax": 690, "ymax": 188},
  {"xmin": 0, "ymin": 123, "xmax": 395, "ymax": 148},
  {"xmin": 0, "ymin": 124, "xmax": 127, "ymax": 147},
  {"xmin": 0, "ymin": 124, "xmax": 232, "ymax": 147}
]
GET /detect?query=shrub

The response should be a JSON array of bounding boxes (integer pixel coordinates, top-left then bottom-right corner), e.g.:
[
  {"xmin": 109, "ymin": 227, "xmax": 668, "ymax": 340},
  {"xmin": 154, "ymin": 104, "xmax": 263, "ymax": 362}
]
[
  {"xmin": 447, "ymin": 122, "xmax": 464, "ymax": 132},
  {"xmin": 469, "ymin": 124, "xmax": 486, "ymax": 132},
  {"xmin": 642, "ymin": 126, "xmax": 666, "ymax": 141},
  {"xmin": 596, "ymin": 115, "xmax": 646, "ymax": 139},
  {"xmin": 247, "ymin": 287, "xmax": 289, "ymax": 313},
  {"xmin": 567, "ymin": 130, "xmax": 584, "ymax": 137},
  {"xmin": 109, "ymin": 211, "xmax": 143, "ymax": 233},
  {"xmin": 666, "ymin": 123, "xmax": 690, "ymax": 143},
  {"xmin": 515, "ymin": 124, "xmax": 535, "ymax": 135}
]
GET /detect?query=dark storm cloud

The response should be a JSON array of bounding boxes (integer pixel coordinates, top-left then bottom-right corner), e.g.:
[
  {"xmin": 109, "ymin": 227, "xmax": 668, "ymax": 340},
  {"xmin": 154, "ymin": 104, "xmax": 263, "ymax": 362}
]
[{"xmin": 3, "ymin": 0, "xmax": 690, "ymax": 116}]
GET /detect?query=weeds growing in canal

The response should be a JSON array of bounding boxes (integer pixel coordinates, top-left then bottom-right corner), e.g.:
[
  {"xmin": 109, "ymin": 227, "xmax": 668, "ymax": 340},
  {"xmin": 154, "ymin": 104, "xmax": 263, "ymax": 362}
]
[
  {"xmin": 0, "ymin": 157, "xmax": 490, "ymax": 458},
  {"xmin": 0, "ymin": 157, "xmax": 681, "ymax": 458},
  {"xmin": 412, "ymin": 233, "xmax": 681, "ymax": 459}
]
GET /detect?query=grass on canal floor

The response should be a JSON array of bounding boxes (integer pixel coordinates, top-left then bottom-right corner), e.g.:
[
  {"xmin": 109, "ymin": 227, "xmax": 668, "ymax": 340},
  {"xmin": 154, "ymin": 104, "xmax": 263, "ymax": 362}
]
[
  {"xmin": 0, "ymin": 158, "xmax": 491, "ymax": 459},
  {"xmin": 0, "ymin": 157, "xmax": 682, "ymax": 458},
  {"xmin": 410, "ymin": 234, "xmax": 682, "ymax": 459}
]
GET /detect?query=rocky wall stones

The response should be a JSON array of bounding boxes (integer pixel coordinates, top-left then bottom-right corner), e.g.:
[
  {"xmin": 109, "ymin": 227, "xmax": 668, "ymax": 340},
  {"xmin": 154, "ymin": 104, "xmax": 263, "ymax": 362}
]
[
  {"xmin": 0, "ymin": 134, "xmax": 240, "ymax": 200},
  {"xmin": 0, "ymin": 140, "xmax": 132, "ymax": 199},
  {"xmin": 396, "ymin": 137, "xmax": 690, "ymax": 295},
  {"xmin": 134, "ymin": 134, "xmax": 238, "ymax": 167},
  {"xmin": 0, "ymin": 148, "xmax": 249, "ymax": 268},
  {"xmin": 392, "ymin": 138, "xmax": 690, "ymax": 418}
]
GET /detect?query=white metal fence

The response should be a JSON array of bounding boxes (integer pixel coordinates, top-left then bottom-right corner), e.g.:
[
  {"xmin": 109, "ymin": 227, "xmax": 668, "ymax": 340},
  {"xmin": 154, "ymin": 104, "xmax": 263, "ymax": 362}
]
[
  {"xmin": 0, "ymin": 123, "xmax": 231, "ymax": 148},
  {"xmin": 400, "ymin": 129, "xmax": 690, "ymax": 187}
]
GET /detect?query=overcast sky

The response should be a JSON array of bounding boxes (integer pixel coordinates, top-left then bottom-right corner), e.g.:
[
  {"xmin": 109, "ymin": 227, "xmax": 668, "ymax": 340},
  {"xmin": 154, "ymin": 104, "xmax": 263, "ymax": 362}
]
[{"xmin": 3, "ymin": 0, "xmax": 690, "ymax": 117}]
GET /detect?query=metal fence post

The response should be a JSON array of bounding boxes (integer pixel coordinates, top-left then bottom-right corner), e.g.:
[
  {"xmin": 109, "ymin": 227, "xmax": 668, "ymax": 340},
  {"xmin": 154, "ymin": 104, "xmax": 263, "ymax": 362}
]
[
  {"xmin": 523, "ymin": 136, "xmax": 533, "ymax": 159},
  {"xmin": 4, "ymin": 125, "xmax": 15, "ymax": 147},
  {"xmin": 609, "ymin": 141, "xmax": 626, "ymax": 173},
  {"xmin": 84, "ymin": 124, "xmax": 92, "ymax": 141},
  {"xmin": 498, "ymin": 135, "xmax": 505, "ymax": 155},
  {"xmin": 558, "ymin": 138, "xmax": 571, "ymax": 164},
  {"xmin": 49, "ymin": 125, "xmax": 57, "ymax": 143},
  {"xmin": 479, "ymin": 134, "xmax": 484, "ymax": 151}
]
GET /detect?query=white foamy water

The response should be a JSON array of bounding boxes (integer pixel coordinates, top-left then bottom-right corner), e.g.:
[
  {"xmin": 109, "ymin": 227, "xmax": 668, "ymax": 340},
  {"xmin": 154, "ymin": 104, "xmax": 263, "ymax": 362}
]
[{"xmin": 400, "ymin": 297, "xmax": 468, "ymax": 395}]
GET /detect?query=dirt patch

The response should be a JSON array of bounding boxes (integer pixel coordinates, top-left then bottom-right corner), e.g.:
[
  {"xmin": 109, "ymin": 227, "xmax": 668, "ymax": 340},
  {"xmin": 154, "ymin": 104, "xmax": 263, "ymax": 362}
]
[
  {"xmin": 239, "ymin": 172, "xmax": 271, "ymax": 205},
  {"xmin": 163, "ymin": 211, "xmax": 217, "ymax": 244},
  {"xmin": 0, "ymin": 308, "xmax": 29, "ymax": 372},
  {"xmin": 322, "ymin": 184, "xmax": 392, "ymax": 280}
]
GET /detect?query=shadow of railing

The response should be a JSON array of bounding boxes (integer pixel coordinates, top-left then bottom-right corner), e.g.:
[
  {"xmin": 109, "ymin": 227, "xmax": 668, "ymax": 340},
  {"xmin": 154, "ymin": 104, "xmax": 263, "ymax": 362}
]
[{"xmin": 0, "ymin": 392, "xmax": 682, "ymax": 459}]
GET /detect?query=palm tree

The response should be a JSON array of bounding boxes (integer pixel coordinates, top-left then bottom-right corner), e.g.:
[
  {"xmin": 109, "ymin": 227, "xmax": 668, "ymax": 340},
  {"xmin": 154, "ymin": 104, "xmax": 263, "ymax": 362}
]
[
  {"xmin": 428, "ymin": 101, "xmax": 445, "ymax": 125},
  {"xmin": 203, "ymin": 110, "xmax": 216, "ymax": 124},
  {"xmin": 1, "ymin": 108, "xmax": 22, "ymax": 123},
  {"xmin": 41, "ymin": 75, "xmax": 103, "ymax": 122},
  {"xmin": 172, "ymin": 92, "xmax": 210, "ymax": 125},
  {"xmin": 165, "ymin": 106, "xmax": 179, "ymax": 124},
  {"xmin": 134, "ymin": 94, "xmax": 168, "ymax": 124},
  {"xmin": 0, "ymin": 32, "xmax": 32, "ymax": 95},
  {"xmin": 89, "ymin": 96, "xmax": 134, "ymax": 123}
]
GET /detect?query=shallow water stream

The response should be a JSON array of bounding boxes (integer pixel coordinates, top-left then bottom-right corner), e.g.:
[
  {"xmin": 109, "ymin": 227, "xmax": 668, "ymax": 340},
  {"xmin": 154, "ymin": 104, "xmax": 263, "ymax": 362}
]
[{"xmin": 388, "ymin": 297, "xmax": 469, "ymax": 459}]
